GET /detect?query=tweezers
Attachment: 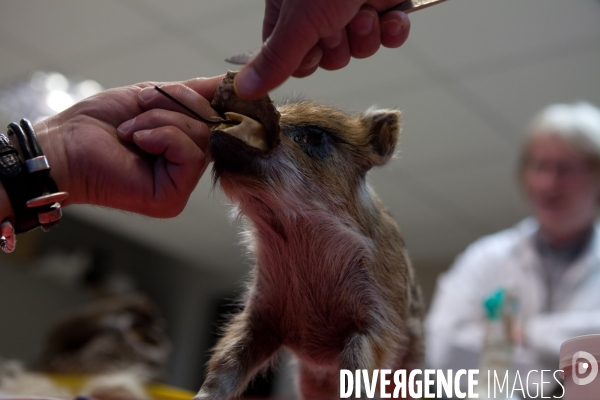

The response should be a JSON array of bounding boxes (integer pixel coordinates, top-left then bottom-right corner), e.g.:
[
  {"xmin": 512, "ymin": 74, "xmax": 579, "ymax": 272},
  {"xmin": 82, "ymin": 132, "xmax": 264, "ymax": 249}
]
[{"xmin": 154, "ymin": 86, "xmax": 240, "ymax": 125}]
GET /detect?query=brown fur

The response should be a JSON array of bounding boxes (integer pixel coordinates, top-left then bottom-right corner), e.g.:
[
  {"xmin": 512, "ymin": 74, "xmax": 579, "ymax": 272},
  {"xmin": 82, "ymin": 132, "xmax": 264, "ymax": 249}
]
[
  {"xmin": 200, "ymin": 101, "xmax": 424, "ymax": 400},
  {"xmin": 0, "ymin": 295, "xmax": 166, "ymax": 399},
  {"xmin": 37, "ymin": 294, "xmax": 170, "ymax": 380}
]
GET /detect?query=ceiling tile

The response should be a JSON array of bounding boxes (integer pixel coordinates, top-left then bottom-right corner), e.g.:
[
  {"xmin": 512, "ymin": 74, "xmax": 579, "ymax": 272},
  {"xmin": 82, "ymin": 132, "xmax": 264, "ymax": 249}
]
[
  {"xmin": 77, "ymin": 35, "xmax": 226, "ymax": 89},
  {"xmin": 362, "ymin": 173, "xmax": 483, "ymax": 260},
  {"xmin": 372, "ymin": 168, "xmax": 484, "ymax": 233},
  {"xmin": 459, "ymin": 47, "xmax": 600, "ymax": 141},
  {"xmin": 189, "ymin": 3, "xmax": 264, "ymax": 62},
  {"xmin": 0, "ymin": 1, "xmax": 158, "ymax": 66},
  {"xmin": 408, "ymin": 0, "xmax": 600, "ymax": 73},
  {"xmin": 0, "ymin": 42, "xmax": 38, "ymax": 83},
  {"xmin": 129, "ymin": 0, "xmax": 258, "ymax": 25},
  {"xmin": 371, "ymin": 84, "xmax": 518, "ymax": 173},
  {"xmin": 370, "ymin": 171, "xmax": 460, "ymax": 226},
  {"xmin": 412, "ymin": 157, "xmax": 530, "ymax": 231},
  {"xmin": 270, "ymin": 46, "xmax": 432, "ymax": 110}
]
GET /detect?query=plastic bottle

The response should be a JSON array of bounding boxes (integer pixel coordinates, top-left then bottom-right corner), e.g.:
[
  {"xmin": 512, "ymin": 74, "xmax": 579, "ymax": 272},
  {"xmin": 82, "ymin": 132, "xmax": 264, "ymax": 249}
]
[{"xmin": 477, "ymin": 288, "xmax": 515, "ymax": 399}]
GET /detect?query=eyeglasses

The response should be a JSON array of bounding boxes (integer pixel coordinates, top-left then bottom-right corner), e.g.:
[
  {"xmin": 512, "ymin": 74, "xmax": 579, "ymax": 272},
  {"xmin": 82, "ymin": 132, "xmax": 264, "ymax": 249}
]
[{"xmin": 524, "ymin": 159, "xmax": 594, "ymax": 179}]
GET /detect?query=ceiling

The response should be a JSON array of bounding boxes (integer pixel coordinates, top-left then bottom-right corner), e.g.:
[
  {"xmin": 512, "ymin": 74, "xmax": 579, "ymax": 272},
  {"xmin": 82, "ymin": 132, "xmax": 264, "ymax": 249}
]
[{"xmin": 1, "ymin": 0, "xmax": 600, "ymax": 276}]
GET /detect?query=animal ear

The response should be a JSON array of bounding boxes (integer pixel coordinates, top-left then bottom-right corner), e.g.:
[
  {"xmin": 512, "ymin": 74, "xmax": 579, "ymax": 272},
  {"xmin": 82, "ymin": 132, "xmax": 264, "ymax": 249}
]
[{"xmin": 361, "ymin": 108, "xmax": 401, "ymax": 167}]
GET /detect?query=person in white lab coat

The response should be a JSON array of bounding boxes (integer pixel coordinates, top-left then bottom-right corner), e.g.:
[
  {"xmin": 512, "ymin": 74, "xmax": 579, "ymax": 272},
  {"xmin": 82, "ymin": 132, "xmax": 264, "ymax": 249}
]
[{"xmin": 425, "ymin": 102, "xmax": 600, "ymax": 385}]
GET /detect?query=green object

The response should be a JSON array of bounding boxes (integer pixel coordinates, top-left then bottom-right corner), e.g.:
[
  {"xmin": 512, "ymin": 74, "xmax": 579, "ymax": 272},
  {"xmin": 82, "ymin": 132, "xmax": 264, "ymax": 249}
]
[{"xmin": 484, "ymin": 288, "xmax": 505, "ymax": 320}]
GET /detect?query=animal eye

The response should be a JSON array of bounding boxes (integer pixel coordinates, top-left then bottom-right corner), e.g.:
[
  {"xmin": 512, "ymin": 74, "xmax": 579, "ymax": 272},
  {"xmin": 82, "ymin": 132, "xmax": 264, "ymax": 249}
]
[
  {"xmin": 290, "ymin": 125, "xmax": 333, "ymax": 160},
  {"xmin": 294, "ymin": 129, "xmax": 325, "ymax": 147},
  {"xmin": 295, "ymin": 133, "xmax": 323, "ymax": 146}
]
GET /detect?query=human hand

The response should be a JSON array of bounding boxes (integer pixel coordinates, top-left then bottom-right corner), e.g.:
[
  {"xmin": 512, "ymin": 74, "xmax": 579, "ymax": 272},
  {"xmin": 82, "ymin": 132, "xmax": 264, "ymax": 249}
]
[
  {"xmin": 234, "ymin": 0, "xmax": 411, "ymax": 98},
  {"xmin": 34, "ymin": 76, "xmax": 223, "ymax": 218}
]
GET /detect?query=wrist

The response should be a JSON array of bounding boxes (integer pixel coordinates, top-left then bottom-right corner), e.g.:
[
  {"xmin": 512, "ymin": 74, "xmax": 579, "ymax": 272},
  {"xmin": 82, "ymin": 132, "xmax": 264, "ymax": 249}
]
[
  {"xmin": 34, "ymin": 117, "xmax": 75, "ymax": 206},
  {"xmin": 1, "ymin": 118, "xmax": 72, "ymax": 221},
  {"xmin": 0, "ymin": 119, "xmax": 69, "ymax": 238}
]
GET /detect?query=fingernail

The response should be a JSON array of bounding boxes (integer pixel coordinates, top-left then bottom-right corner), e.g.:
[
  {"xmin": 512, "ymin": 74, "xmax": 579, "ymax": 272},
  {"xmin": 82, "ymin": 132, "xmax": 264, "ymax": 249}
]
[
  {"xmin": 138, "ymin": 87, "xmax": 158, "ymax": 102},
  {"xmin": 302, "ymin": 54, "xmax": 321, "ymax": 70},
  {"xmin": 382, "ymin": 20, "xmax": 402, "ymax": 36},
  {"xmin": 234, "ymin": 66, "xmax": 261, "ymax": 98},
  {"xmin": 134, "ymin": 129, "xmax": 152, "ymax": 139},
  {"xmin": 351, "ymin": 10, "xmax": 375, "ymax": 35},
  {"xmin": 117, "ymin": 118, "xmax": 136, "ymax": 134},
  {"xmin": 321, "ymin": 31, "xmax": 343, "ymax": 49}
]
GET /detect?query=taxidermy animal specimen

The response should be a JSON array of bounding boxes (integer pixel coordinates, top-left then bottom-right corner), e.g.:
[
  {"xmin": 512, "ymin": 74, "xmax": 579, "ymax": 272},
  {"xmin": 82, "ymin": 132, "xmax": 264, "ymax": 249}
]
[{"xmin": 198, "ymin": 72, "xmax": 424, "ymax": 400}]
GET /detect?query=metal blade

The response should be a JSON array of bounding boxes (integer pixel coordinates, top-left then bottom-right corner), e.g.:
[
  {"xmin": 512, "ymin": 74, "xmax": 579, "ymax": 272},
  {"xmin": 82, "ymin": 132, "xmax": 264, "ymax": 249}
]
[
  {"xmin": 392, "ymin": 0, "xmax": 447, "ymax": 14},
  {"xmin": 225, "ymin": 49, "xmax": 260, "ymax": 65}
]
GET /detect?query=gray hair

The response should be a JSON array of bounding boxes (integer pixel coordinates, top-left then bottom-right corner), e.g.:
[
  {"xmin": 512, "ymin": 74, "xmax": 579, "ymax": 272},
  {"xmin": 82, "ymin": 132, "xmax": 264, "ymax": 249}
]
[{"xmin": 526, "ymin": 102, "xmax": 600, "ymax": 161}]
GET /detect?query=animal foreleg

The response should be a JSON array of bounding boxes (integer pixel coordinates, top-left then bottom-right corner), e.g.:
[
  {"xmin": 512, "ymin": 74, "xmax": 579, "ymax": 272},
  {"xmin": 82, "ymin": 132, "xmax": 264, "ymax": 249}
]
[
  {"xmin": 194, "ymin": 311, "xmax": 279, "ymax": 400},
  {"xmin": 337, "ymin": 333, "xmax": 385, "ymax": 400}
]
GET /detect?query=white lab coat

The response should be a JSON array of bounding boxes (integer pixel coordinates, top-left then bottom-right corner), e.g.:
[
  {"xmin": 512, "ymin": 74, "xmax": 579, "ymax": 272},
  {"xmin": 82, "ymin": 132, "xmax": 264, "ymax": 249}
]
[{"xmin": 425, "ymin": 218, "xmax": 600, "ymax": 376}]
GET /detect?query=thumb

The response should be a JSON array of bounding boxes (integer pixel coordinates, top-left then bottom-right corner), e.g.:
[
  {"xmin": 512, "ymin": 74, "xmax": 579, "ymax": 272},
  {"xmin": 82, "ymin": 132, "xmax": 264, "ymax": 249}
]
[{"xmin": 234, "ymin": 12, "xmax": 320, "ymax": 99}]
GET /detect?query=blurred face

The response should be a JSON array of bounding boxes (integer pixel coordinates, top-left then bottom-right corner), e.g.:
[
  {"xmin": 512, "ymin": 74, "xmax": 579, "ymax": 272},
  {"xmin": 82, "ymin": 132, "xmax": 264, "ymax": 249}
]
[{"xmin": 523, "ymin": 134, "xmax": 600, "ymax": 242}]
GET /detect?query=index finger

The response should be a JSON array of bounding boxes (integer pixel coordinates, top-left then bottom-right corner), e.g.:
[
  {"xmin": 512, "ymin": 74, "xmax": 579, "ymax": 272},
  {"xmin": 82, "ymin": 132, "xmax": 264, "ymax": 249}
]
[
  {"xmin": 138, "ymin": 83, "xmax": 221, "ymax": 122},
  {"xmin": 233, "ymin": 4, "xmax": 324, "ymax": 98},
  {"xmin": 182, "ymin": 75, "xmax": 225, "ymax": 102}
]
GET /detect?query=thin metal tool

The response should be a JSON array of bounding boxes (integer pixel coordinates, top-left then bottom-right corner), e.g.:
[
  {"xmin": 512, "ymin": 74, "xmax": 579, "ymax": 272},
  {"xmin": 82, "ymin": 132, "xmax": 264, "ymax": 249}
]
[
  {"xmin": 225, "ymin": 0, "xmax": 447, "ymax": 65},
  {"xmin": 226, "ymin": 49, "xmax": 261, "ymax": 66},
  {"xmin": 391, "ymin": 0, "xmax": 447, "ymax": 13},
  {"xmin": 153, "ymin": 86, "xmax": 240, "ymax": 125}
]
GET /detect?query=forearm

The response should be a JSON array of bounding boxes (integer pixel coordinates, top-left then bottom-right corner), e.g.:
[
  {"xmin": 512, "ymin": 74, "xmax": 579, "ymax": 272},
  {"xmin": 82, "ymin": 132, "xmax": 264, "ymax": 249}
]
[
  {"xmin": 34, "ymin": 118, "xmax": 73, "ymax": 205},
  {"xmin": 525, "ymin": 311, "xmax": 600, "ymax": 356}
]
